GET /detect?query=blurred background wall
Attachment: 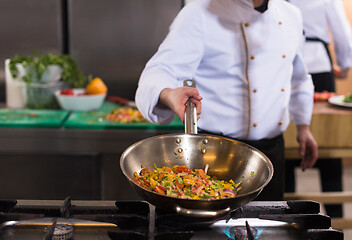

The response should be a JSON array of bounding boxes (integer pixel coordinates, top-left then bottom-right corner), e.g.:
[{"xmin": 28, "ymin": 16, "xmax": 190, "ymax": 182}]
[
  {"xmin": 0, "ymin": 0, "xmax": 183, "ymax": 201},
  {"xmin": 0, "ymin": 0, "xmax": 351, "ymax": 100},
  {"xmin": 0, "ymin": 0, "xmax": 182, "ymax": 102}
]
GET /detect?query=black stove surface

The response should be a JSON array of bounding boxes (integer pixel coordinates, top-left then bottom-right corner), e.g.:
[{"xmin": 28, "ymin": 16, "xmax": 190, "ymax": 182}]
[{"xmin": 0, "ymin": 198, "xmax": 344, "ymax": 240}]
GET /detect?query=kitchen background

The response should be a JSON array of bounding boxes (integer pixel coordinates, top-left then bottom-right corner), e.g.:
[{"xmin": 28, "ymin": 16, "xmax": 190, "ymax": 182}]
[
  {"xmin": 0, "ymin": 0, "xmax": 183, "ymax": 102},
  {"xmin": 0, "ymin": 0, "xmax": 183, "ymax": 201},
  {"xmin": 0, "ymin": 0, "xmax": 351, "ymax": 211}
]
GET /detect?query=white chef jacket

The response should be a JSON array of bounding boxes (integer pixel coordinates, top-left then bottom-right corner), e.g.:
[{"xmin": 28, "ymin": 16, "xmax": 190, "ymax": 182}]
[
  {"xmin": 289, "ymin": 0, "xmax": 352, "ymax": 74},
  {"xmin": 136, "ymin": 0, "xmax": 314, "ymax": 141}
]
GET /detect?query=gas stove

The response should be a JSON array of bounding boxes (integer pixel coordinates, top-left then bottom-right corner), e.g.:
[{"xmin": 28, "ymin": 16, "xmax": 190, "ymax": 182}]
[{"xmin": 0, "ymin": 197, "xmax": 343, "ymax": 240}]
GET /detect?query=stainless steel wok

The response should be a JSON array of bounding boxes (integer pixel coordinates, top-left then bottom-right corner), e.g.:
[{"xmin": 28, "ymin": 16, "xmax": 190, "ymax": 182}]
[{"xmin": 120, "ymin": 80, "xmax": 274, "ymax": 218}]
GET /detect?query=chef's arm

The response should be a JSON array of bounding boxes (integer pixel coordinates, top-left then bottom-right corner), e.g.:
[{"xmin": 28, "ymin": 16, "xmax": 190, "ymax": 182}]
[
  {"xmin": 159, "ymin": 87, "xmax": 202, "ymax": 123},
  {"xmin": 289, "ymin": 29, "xmax": 318, "ymax": 170},
  {"xmin": 296, "ymin": 125, "xmax": 318, "ymax": 171},
  {"xmin": 135, "ymin": 2, "xmax": 204, "ymax": 124},
  {"xmin": 333, "ymin": 65, "xmax": 350, "ymax": 79},
  {"xmin": 328, "ymin": 0, "xmax": 352, "ymax": 75}
]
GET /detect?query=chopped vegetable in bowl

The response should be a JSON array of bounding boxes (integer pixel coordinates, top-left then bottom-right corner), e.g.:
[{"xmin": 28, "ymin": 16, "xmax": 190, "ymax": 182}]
[{"xmin": 132, "ymin": 164, "xmax": 242, "ymax": 199}]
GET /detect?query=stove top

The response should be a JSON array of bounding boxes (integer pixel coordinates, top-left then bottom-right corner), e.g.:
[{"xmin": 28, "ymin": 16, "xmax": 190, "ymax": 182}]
[{"xmin": 0, "ymin": 197, "xmax": 344, "ymax": 240}]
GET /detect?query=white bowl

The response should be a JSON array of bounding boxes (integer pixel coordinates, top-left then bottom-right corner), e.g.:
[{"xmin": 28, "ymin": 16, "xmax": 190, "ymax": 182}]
[{"xmin": 55, "ymin": 88, "xmax": 106, "ymax": 111}]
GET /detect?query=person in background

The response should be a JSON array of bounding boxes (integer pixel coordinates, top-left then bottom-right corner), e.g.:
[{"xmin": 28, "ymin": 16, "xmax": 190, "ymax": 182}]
[
  {"xmin": 135, "ymin": 0, "xmax": 318, "ymax": 201},
  {"xmin": 286, "ymin": 0, "xmax": 352, "ymax": 218}
]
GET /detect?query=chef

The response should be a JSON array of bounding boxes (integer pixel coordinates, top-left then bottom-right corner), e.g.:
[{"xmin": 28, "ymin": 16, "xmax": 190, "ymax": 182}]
[
  {"xmin": 135, "ymin": 0, "xmax": 318, "ymax": 200},
  {"xmin": 288, "ymin": 0, "xmax": 352, "ymax": 91},
  {"xmin": 285, "ymin": 0, "xmax": 352, "ymax": 217}
]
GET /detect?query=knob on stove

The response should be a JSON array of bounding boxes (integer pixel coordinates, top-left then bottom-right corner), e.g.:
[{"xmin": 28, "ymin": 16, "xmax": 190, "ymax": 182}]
[{"xmin": 45, "ymin": 224, "xmax": 73, "ymax": 240}]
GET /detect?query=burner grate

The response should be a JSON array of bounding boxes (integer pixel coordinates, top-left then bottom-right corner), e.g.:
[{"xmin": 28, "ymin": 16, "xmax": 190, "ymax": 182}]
[
  {"xmin": 0, "ymin": 199, "xmax": 344, "ymax": 240},
  {"xmin": 154, "ymin": 201, "xmax": 343, "ymax": 240}
]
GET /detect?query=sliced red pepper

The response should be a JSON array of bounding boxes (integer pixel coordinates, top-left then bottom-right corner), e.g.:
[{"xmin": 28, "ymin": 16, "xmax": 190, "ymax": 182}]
[
  {"xmin": 197, "ymin": 169, "xmax": 207, "ymax": 180},
  {"xmin": 159, "ymin": 173, "xmax": 166, "ymax": 181},
  {"xmin": 140, "ymin": 168, "xmax": 150, "ymax": 175},
  {"xmin": 175, "ymin": 178, "xmax": 184, "ymax": 189},
  {"xmin": 132, "ymin": 177, "xmax": 140, "ymax": 184},
  {"xmin": 154, "ymin": 186, "xmax": 165, "ymax": 195},
  {"xmin": 164, "ymin": 167, "xmax": 172, "ymax": 172},
  {"xmin": 195, "ymin": 178, "xmax": 203, "ymax": 188},
  {"xmin": 158, "ymin": 185, "xmax": 166, "ymax": 192},
  {"xmin": 175, "ymin": 166, "xmax": 191, "ymax": 174},
  {"xmin": 60, "ymin": 88, "xmax": 74, "ymax": 95},
  {"xmin": 141, "ymin": 178, "xmax": 150, "ymax": 186}
]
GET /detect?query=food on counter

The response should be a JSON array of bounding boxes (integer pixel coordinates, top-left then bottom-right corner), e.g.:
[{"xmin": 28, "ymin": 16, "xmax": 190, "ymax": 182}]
[
  {"xmin": 313, "ymin": 91, "xmax": 335, "ymax": 102},
  {"xmin": 60, "ymin": 88, "xmax": 75, "ymax": 95},
  {"xmin": 59, "ymin": 77, "xmax": 107, "ymax": 96},
  {"xmin": 85, "ymin": 77, "xmax": 108, "ymax": 95},
  {"xmin": 55, "ymin": 88, "xmax": 106, "ymax": 111},
  {"xmin": 8, "ymin": 53, "xmax": 87, "ymax": 88},
  {"xmin": 343, "ymin": 93, "xmax": 352, "ymax": 103},
  {"xmin": 132, "ymin": 164, "xmax": 242, "ymax": 199},
  {"xmin": 59, "ymin": 88, "xmax": 88, "ymax": 96},
  {"xmin": 105, "ymin": 107, "xmax": 148, "ymax": 123}
]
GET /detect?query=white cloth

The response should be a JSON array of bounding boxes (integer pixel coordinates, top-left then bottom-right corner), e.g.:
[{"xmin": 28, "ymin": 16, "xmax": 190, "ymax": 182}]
[
  {"xmin": 136, "ymin": 0, "xmax": 314, "ymax": 140},
  {"xmin": 289, "ymin": 0, "xmax": 352, "ymax": 73}
]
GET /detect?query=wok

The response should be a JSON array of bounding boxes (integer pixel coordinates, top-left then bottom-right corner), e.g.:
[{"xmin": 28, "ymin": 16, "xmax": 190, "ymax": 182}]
[{"xmin": 120, "ymin": 80, "xmax": 273, "ymax": 218}]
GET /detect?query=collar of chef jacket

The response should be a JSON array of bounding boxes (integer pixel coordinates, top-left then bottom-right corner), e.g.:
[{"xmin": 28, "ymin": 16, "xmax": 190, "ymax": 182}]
[
  {"xmin": 213, "ymin": 0, "xmax": 263, "ymax": 23},
  {"xmin": 235, "ymin": 0, "xmax": 269, "ymax": 10}
]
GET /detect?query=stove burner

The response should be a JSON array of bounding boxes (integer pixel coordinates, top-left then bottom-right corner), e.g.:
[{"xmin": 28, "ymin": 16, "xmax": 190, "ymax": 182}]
[
  {"xmin": 0, "ymin": 200, "xmax": 344, "ymax": 240},
  {"xmin": 45, "ymin": 223, "xmax": 73, "ymax": 240},
  {"xmin": 229, "ymin": 221, "xmax": 257, "ymax": 240}
]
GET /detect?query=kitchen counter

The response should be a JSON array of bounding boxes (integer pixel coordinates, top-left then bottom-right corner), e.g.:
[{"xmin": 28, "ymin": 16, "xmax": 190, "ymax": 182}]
[
  {"xmin": 0, "ymin": 101, "xmax": 351, "ymax": 202},
  {"xmin": 0, "ymin": 127, "xmax": 184, "ymax": 154},
  {"xmin": 0, "ymin": 101, "xmax": 184, "ymax": 201},
  {"xmin": 284, "ymin": 101, "xmax": 352, "ymax": 159},
  {"xmin": 0, "ymin": 101, "xmax": 184, "ymax": 154},
  {"xmin": 0, "ymin": 101, "xmax": 350, "ymax": 156}
]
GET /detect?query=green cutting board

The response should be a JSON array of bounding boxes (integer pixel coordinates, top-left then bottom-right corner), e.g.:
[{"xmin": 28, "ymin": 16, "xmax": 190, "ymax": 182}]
[
  {"xmin": 0, "ymin": 109, "xmax": 70, "ymax": 128},
  {"xmin": 64, "ymin": 101, "xmax": 184, "ymax": 130}
]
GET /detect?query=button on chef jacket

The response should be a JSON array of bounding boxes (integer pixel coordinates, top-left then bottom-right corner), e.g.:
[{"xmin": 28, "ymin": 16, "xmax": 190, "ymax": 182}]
[
  {"xmin": 136, "ymin": 0, "xmax": 314, "ymax": 141},
  {"xmin": 289, "ymin": 0, "xmax": 352, "ymax": 74}
]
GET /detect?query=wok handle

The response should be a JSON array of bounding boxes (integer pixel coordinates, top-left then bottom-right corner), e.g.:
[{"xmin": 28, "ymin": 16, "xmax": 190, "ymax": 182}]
[
  {"xmin": 183, "ymin": 79, "xmax": 197, "ymax": 134},
  {"xmin": 176, "ymin": 205, "xmax": 231, "ymax": 218}
]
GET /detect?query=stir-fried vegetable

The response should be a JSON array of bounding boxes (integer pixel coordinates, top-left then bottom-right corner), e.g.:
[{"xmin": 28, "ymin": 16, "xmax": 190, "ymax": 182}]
[
  {"xmin": 105, "ymin": 107, "xmax": 148, "ymax": 123},
  {"xmin": 132, "ymin": 165, "xmax": 242, "ymax": 199}
]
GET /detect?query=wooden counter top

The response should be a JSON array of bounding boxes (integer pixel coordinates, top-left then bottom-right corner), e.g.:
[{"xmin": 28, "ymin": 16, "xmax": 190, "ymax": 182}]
[{"xmin": 284, "ymin": 101, "xmax": 352, "ymax": 158}]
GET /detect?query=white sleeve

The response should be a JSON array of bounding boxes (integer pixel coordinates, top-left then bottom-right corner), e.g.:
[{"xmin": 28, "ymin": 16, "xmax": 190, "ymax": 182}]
[
  {"xmin": 289, "ymin": 27, "xmax": 314, "ymax": 126},
  {"xmin": 135, "ymin": 2, "xmax": 204, "ymax": 124},
  {"xmin": 327, "ymin": 0, "xmax": 352, "ymax": 69}
]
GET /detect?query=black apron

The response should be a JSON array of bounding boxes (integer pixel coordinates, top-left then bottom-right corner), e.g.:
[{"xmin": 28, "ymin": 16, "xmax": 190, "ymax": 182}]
[{"xmin": 305, "ymin": 37, "xmax": 336, "ymax": 92}]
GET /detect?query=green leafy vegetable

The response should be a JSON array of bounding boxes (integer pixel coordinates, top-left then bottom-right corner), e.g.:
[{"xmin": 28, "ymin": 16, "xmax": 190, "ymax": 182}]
[
  {"xmin": 343, "ymin": 93, "xmax": 352, "ymax": 103},
  {"xmin": 154, "ymin": 163, "xmax": 160, "ymax": 174},
  {"xmin": 177, "ymin": 176, "xmax": 183, "ymax": 184},
  {"xmin": 8, "ymin": 52, "xmax": 87, "ymax": 88}
]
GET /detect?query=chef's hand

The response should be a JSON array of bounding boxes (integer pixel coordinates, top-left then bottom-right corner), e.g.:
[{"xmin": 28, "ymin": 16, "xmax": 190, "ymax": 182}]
[
  {"xmin": 159, "ymin": 87, "xmax": 202, "ymax": 122},
  {"xmin": 296, "ymin": 125, "xmax": 318, "ymax": 171},
  {"xmin": 333, "ymin": 65, "xmax": 349, "ymax": 79}
]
